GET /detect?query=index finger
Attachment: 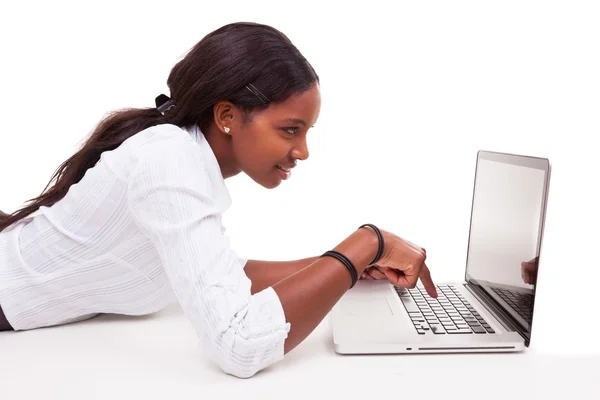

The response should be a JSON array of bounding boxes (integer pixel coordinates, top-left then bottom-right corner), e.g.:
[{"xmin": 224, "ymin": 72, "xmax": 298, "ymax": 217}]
[{"xmin": 420, "ymin": 263, "xmax": 438, "ymax": 298}]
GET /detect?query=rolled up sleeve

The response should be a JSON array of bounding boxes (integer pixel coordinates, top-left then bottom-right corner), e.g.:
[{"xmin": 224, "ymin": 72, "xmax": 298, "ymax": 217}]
[{"xmin": 126, "ymin": 129, "xmax": 290, "ymax": 378}]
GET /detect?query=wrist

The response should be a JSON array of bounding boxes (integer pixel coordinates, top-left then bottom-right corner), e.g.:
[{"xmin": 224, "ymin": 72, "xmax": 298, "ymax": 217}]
[{"xmin": 333, "ymin": 228, "xmax": 378, "ymax": 275}]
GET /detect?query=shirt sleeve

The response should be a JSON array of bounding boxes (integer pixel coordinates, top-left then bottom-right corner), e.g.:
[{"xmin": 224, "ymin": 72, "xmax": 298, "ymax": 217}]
[{"xmin": 126, "ymin": 129, "xmax": 290, "ymax": 378}]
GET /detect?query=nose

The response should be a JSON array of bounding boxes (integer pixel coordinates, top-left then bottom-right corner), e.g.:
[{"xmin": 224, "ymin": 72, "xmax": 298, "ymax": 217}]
[{"xmin": 291, "ymin": 137, "xmax": 309, "ymax": 161}]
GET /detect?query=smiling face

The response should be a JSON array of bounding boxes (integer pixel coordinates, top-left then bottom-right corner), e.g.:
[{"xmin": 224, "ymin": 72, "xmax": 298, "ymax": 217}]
[{"xmin": 215, "ymin": 84, "xmax": 321, "ymax": 189}]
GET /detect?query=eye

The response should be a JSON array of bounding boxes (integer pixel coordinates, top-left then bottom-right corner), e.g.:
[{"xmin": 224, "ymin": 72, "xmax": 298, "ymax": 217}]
[{"xmin": 282, "ymin": 127, "xmax": 299, "ymax": 135}]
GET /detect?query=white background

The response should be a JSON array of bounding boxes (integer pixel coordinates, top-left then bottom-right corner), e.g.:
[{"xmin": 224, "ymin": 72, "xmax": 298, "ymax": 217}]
[{"xmin": 1, "ymin": 0, "xmax": 598, "ymax": 364}]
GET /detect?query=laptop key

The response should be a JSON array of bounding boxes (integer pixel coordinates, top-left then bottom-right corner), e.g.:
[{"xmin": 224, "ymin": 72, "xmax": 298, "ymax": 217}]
[
  {"xmin": 401, "ymin": 298, "xmax": 419, "ymax": 312},
  {"xmin": 448, "ymin": 329, "xmax": 472, "ymax": 334},
  {"xmin": 431, "ymin": 326, "xmax": 446, "ymax": 334},
  {"xmin": 472, "ymin": 326, "xmax": 487, "ymax": 334}
]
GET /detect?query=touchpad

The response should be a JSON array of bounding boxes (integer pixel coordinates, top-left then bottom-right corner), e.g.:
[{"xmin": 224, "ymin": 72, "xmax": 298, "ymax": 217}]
[{"xmin": 343, "ymin": 298, "xmax": 394, "ymax": 317}]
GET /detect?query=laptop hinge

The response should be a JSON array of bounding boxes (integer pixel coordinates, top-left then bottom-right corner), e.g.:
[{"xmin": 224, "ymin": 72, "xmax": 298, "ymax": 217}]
[{"xmin": 464, "ymin": 282, "xmax": 528, "ymax": 344}]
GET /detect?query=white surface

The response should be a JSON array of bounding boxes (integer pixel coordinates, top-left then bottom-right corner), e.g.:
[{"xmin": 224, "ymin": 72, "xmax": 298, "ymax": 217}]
[
  {"xmin": 1, "ymin": 0, "xmax": 599, "ymax": 397},
  {"xmin": 1, "ymin": 301, "xmax": 598, "ymax": 399}
]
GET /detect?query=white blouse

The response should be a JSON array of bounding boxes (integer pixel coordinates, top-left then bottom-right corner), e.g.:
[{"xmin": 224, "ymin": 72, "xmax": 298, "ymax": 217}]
[{"xmin": 0, "ymin": 123, "xmax": 291, "ymax": 378}]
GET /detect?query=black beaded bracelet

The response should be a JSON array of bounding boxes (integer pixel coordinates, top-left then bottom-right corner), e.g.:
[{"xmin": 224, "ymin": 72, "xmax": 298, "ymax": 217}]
[
  {"xmin": 320, "ymin": 250, "xmax": 358, "ymax": 288},
  {"xmin": 358, "ymin": 223, "xmax": 384, "ymax": 265}
]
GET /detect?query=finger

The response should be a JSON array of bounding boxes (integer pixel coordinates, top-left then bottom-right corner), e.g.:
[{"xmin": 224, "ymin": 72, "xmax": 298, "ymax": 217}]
[
  {"xmin": 384, "ymin": 268, "xmax": 414, "ymax": 288},
  {"xmin": 384, "ymin": 268, "xmax": 402, "ymax": 285},
  {"xmin": 376, "ymin": 266, "xmax": 389, "ymax": 276},
  {"xmin": 525, "ymin": 269, "xmax": 535, "ymax": 284},
  {"xmin": 366, "ymin": 265, "xmax": 387, "ymax": 279},
  {"xmin": 367, "ymin": 267, "xmax": 388, "ymax": 280},
  {"xmin": 419, "ymin": 263, "xmax": 437, "ymax": 298},
  {"xmin": 522, "ymin": 262, "xmax": 536, "ymax": 273}
]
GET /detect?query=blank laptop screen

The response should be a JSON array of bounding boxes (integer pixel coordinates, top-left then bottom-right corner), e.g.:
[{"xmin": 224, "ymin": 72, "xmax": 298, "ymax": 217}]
[{"xmin": 465, "ymin": 151, "xmax": 549, "ymax": 331}]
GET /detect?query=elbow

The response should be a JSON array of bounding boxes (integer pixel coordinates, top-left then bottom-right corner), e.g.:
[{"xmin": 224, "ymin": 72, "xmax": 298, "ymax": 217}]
[
  {"xmin": 206, "ymin": 330, "xmax": 287, "ymax": 379},
  {"xmin": 198, "ymin": 286, "xmax": 290, "ymax": 378},
  {"xmin": 211, "ymin": 344, "xmax": 267, "ymax": 379},
  {"xmin": 218, "ymin": 359, "xmax": 260, "ymax": 379}
]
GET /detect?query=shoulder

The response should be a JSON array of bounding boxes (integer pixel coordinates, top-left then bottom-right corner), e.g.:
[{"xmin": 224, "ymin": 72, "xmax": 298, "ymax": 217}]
[
  {"xmin": 125, "ymin": 124, "xmax": 232, "ymax": 214},
  {"xmin": 127, "ymin": 124, "xmax": 211, "ymax": 184},
  {"xmin": 129, "ymin": 123, "xmax": 202, "ymax": 163},
  {"xmin": 134, "ymin": 123, "xmax": 197, "ymax": 148}
]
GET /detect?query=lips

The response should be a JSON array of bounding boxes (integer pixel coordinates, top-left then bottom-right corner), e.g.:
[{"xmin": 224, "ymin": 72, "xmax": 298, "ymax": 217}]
[
  {"xmin": 276, "ymin": 165, "xmax": 292, "ymax": 172},
  {"xmin": 275, "ymin": 164, "xmax": 295, "ymax": 180}
]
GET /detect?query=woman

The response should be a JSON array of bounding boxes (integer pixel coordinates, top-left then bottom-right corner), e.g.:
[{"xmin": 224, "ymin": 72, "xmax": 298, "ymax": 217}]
[{"xmin": 0, "ymin": 22, "xmax": 437, "ymax": 378}]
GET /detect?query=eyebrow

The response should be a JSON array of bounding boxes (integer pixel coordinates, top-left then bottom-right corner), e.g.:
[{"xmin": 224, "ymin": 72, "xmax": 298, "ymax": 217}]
[{"xmin": 283, "ymin": 118, "xmax": 315, "ymax": 128}]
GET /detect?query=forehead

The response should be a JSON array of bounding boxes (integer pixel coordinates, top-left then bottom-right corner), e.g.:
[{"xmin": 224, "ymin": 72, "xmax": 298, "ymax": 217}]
[{"xmin": 257, "ymin": 85, "xmax": 321, "ymax": 124}]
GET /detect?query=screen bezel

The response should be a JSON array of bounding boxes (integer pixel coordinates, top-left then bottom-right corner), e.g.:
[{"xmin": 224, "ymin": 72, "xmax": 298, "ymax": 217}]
[{"xmin": 464, "ymin": 150, "xmax": 551, "ymax": 346}]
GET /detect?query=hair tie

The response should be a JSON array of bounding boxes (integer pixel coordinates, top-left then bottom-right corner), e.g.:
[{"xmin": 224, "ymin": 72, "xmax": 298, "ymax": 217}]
[{"xmin": 155, "ymin": 94, "xmax": 176, "ymax": 115}]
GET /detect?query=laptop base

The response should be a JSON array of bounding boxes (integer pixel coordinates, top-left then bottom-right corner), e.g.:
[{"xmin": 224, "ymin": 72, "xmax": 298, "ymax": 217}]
[{"xmin": 331, "ymin": 280, "xmax": 526, "ymax": 355}]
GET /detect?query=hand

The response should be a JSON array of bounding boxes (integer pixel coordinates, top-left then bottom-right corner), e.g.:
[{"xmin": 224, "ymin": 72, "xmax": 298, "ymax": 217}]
[
  {"xmin": 360, "ymin": 265, "xmax": 388, "ymax": 280},
  {"xmin": 363, "ymin": 229, "xmax": 437, "ymax": 298},
  {"xmin": 521, "ymin": 256, "xmax": 539, "ymax": 285}
]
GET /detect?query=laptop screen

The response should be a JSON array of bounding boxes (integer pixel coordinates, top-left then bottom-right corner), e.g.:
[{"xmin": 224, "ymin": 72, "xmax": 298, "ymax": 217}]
[{"xmin": 465, "ymin": 151, "xmax": 550, "ymax": 340}]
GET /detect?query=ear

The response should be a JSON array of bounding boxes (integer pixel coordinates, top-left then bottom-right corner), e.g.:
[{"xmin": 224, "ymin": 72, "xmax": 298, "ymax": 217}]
[{"xmin": 213, "ymin": 101, "xmax": 238, "ymax": 136}]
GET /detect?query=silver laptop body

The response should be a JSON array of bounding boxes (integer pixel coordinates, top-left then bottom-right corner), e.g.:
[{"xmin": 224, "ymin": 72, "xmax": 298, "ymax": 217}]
[{"xmin": 331, "ymin": 150, "xmax": 551, "ymax": 354}]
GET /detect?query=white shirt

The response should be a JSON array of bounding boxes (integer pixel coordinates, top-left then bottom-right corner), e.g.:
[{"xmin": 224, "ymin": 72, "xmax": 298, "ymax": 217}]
[{"xmin": 0, "ymin": 123, "xmax": 291, "ymax": 378}]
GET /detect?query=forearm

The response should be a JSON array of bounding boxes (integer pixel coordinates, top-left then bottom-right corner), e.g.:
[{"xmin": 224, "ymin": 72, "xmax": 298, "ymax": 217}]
[
  {"xmin": 272, "ymin": 228, "xmax": 378, "ymax": 354},
  {"xmin": 244, "ymin": 256, "xmax": 319, "ymax": 295}
]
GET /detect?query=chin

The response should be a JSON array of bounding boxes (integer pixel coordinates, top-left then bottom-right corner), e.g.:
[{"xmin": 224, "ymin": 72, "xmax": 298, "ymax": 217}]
[
  {"xmin": 247, "ymin": 172, "xmax": 282, "ymax": 189},
  {"xmin": 260, "ymin": 178, "xmax": 282, "ymax": 190}
]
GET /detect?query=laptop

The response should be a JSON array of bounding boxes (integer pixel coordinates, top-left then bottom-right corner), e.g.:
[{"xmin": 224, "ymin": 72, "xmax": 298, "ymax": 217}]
[{"xmin": 331, "ymin": 150, "xmax": 551, "ymax": 354}]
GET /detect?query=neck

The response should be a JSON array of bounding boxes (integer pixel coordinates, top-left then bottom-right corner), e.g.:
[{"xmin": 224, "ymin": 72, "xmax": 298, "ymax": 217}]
[{"xmin": 202, "ymin": 126, "xmax": 242, "ymax": 179}]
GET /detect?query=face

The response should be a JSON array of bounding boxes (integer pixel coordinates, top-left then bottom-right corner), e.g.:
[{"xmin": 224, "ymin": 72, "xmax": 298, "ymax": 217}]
[{"xmin": 223, "ymin": 84, "xmax": 321, "ymax": 189}]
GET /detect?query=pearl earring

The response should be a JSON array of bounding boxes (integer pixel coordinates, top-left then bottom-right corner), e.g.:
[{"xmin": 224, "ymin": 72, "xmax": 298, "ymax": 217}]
[{"xmin": 224, "ymin": 126, "xmax": 230, "ymax": 133}]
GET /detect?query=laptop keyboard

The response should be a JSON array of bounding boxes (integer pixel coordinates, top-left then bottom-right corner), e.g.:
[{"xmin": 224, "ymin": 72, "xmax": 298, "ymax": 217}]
[
  {"xmin": 490, "ymin": 287, "xmax": 534, "ymax": 325},
  {"xmin": 395, "ymin": 284, "xmax": 496, "ymax": 335}
]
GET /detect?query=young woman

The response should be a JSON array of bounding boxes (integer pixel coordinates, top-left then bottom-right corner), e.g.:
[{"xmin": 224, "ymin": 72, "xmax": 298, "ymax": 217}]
[{"xmin": 0, "ymin": 22, "xmax": 437, "ymax": 378}]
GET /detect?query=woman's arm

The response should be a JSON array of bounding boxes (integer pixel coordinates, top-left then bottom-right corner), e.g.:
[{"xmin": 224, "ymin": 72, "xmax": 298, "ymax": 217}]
[
  {"xmin": 244, "ymin": 257, "xmax": 319, "ymax": 294},
  {"xmin": 272, "ymin": 228, "xmax": 378, "ymax": 354},
  {"xmin": 242, "ymin": 235, "xmax": 378, "ymax": 354}
]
